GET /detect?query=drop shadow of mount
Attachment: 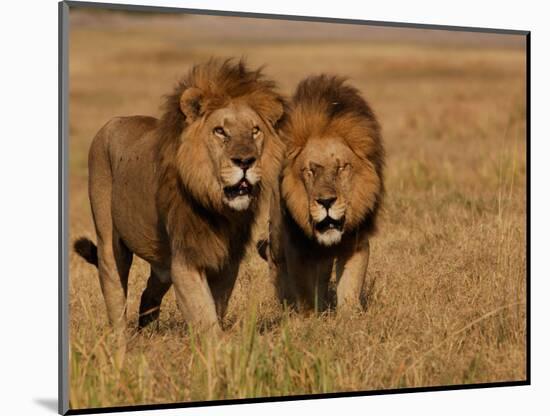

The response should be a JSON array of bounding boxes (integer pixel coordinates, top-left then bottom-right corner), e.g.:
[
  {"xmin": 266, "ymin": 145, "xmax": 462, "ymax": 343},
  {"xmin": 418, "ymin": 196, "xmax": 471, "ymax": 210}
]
[{"xmin": 34, "ymin": 398, "xmax": 58, "ymax": 414}]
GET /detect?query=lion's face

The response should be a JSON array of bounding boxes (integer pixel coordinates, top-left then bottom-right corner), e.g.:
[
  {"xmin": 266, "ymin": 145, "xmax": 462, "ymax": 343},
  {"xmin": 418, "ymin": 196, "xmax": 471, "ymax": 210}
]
[
  {"xmin": 176, "ymin": 87, "xmax": 284, "ymax": 213},
  {"xmin": 201, "ymin": 104, "xmax": 265, "ymax": 211},
  {"xmin": 300, "ymin": 138, "xmax": 352, "ymax": 246},
  {"xmin": 282, "ymin": 136, "xmax": 380, "ymax": 247}
]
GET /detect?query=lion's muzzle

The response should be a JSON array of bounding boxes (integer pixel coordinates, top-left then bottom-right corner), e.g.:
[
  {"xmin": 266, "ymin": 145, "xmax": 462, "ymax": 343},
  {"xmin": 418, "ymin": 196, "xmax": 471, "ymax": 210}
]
[
  {"xmin": 221, "ymin": 162, "xmax": 261, "ymax": 211},
  {"xmin": 310, "ymin": 196, "xmax": 346, "ymax": 246}
]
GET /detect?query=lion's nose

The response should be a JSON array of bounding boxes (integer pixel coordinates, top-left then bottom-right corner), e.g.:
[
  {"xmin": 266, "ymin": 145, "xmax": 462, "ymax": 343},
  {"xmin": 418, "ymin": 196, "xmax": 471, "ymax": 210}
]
[
  {"xmin": 231, "ymin": 157, "xmax": 256, "ymax": 170},
  {"xmin": 316, "ymin": 197, "xmax": 337, "ymax": 209}
]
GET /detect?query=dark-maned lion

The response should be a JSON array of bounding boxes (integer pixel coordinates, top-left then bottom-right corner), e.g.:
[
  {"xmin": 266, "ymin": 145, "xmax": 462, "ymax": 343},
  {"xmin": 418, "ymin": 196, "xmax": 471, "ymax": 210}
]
[
  {"xmin": 74, "ymin": 59, "xmax": 286, "ymax": 335},
  {"xmin": 259, "ymin": 75, "xmax": 384, "ymax": 313}
]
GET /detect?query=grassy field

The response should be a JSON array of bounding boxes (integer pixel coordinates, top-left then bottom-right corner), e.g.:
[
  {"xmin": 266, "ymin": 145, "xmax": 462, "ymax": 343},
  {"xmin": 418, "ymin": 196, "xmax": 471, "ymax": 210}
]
[{"xmin": 68, "ymin": 10, "xmax": 527, "ymax": 410}]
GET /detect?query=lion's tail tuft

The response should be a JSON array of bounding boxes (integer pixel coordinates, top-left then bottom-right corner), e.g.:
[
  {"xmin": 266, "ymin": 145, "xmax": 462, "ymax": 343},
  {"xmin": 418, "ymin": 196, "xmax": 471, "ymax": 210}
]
[
  {"xmin": 256, "ymin": 239, "xmax": 268, "ymax": 262},
  {"xmin": 74, "ymin": 237, "xmax": 98, "ymax": 267}
]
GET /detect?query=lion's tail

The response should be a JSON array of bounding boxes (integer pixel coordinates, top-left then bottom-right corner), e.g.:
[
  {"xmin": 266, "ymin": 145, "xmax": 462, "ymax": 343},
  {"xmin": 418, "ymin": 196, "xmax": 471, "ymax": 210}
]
[
  {"xmin": 74, "ymin": 237, "xmax": 98, "ymax": 267},
  {"xmin": 256, "ymin": 239, "xmax": 268, "ymax": 262}
]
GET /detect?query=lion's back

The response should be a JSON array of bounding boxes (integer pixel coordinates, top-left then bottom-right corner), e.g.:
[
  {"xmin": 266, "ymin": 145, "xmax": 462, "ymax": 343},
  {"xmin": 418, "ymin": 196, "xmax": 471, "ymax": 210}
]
[{"xmin": 91, "ymin": 116, "xmax": 158, "ymax": 163}]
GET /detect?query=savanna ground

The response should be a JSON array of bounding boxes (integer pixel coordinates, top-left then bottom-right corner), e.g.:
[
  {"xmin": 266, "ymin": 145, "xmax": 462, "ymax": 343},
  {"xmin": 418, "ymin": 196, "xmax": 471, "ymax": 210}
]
[{"xmin": 68, "ymin": 9, "xmax": 527, "ymax": 410}]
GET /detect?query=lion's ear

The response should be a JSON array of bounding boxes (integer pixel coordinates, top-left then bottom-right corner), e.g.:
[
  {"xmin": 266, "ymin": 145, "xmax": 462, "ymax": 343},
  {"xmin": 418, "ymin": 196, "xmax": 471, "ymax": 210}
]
[
  {"xmin": 180, "ymin": 87, "xmax": 204, "ymax": 122},
  {"xmin": 266, "ymin": 99, "xmax": 285, "ymax": 127}
]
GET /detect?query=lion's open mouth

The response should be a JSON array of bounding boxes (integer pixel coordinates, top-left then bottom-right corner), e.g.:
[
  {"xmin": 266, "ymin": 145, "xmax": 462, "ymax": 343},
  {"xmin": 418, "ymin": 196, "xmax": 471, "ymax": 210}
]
[
  {"xmin": 314, "ymin": 216, "xmax": 345, "ymax": 233},
  {"xmin": 224, "ymin": 178, "xmax": 253, "ymax": 200}
]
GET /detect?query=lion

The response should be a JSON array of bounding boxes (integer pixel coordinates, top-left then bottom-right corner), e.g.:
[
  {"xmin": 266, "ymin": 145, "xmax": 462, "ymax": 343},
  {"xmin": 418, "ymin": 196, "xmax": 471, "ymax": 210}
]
[
  {"xmin": 74, "ymin": 59, "xmax": 286, "ymax": 335},
  {"xmin": 258, "ymin": 75, "xmax": 384, "ymax": 313}
]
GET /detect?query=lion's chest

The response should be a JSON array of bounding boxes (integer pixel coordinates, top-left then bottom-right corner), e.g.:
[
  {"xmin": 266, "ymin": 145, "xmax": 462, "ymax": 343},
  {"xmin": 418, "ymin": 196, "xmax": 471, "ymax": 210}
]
[{"xmin": 167, "ymin": 202, "xmax": 254, "ymax": 273}]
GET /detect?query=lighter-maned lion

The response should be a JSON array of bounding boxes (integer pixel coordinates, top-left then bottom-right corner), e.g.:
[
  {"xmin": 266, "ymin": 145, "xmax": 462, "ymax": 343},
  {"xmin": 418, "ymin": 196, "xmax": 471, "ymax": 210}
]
[
  {"xmin": 258, "ymin": 75, "xmax": 384, "ymax": 313},
  {"xmin": 74, "ymin": 59, "xmax": 285, "ymax": 335}
]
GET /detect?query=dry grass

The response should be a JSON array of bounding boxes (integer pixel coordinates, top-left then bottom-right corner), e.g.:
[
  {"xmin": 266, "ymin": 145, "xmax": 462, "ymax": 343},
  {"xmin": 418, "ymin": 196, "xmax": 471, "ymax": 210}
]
[{"xmin": 67, "ymin": 10, "xmax": 527, "ymax": 410}]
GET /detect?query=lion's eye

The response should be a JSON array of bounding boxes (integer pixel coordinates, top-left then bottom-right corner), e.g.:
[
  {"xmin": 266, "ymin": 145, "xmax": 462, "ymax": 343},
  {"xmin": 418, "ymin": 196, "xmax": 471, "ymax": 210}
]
[
  {"xmin": 337, "ymin": 164, "xmax": 350, "ymax": 173},
  {"xmin": 252, "ymin": 126, "xmax": 261, "ymax": 137},
  {"xmin": 213, "ymin": 127, "xmax": 226, "ymax": 137}
]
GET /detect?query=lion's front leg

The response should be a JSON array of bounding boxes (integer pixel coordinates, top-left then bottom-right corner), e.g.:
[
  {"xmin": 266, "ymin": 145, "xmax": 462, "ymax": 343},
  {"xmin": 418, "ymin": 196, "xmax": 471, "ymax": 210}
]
[
  {"xmin": 335, "ymin": 239, "xmax": 370, "ymax": 312},
  {"xmin": 288, "ymin": 253, "xmax": 333, "ymax": 313},
  {"xmin": 272, "ymin": 258, "xmax": 298, "ymax": 311},
  {"xmin": 171, "ymin": 255, "xmax": 221, "ymax": 335},
  {"xmin": 208, "ymin": 261, "xmax": 240, "ymax": 323}
]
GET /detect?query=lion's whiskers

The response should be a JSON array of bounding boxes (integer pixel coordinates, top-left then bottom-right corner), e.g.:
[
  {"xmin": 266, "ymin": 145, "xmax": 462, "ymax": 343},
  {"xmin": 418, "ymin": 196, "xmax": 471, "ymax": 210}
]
[{"xmin": 220, "ymin": 166, "xmax": 245, "ymax": 186}]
